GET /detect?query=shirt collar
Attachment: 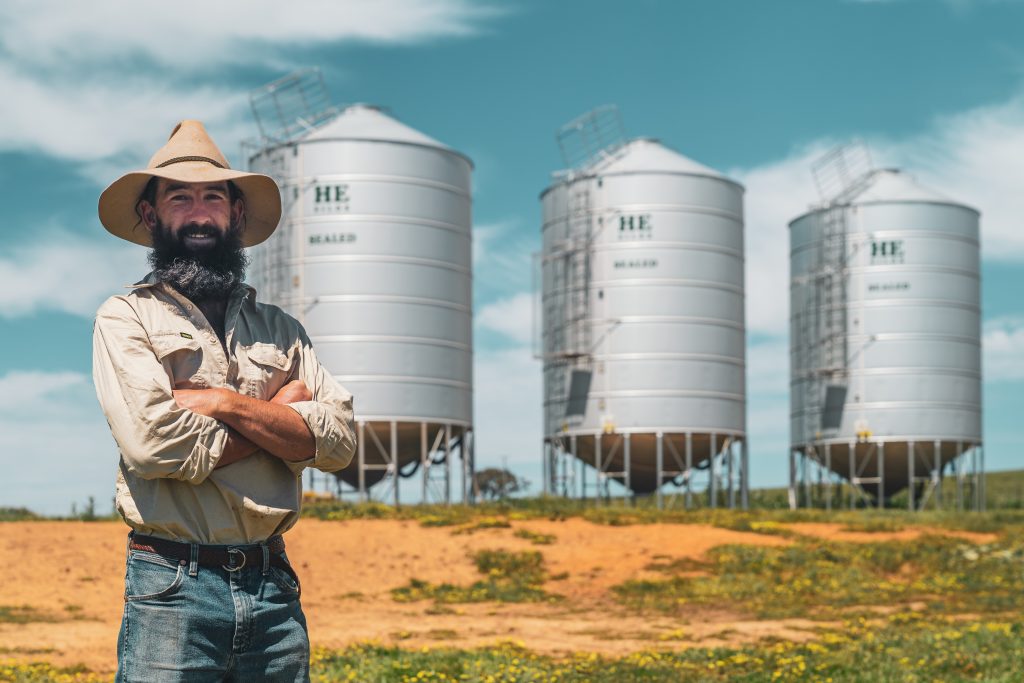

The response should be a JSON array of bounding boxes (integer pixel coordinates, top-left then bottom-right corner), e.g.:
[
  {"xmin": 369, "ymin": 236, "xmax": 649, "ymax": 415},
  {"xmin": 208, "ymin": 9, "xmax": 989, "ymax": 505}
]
[{"xmin": 125, "ymin": 272, "xmax": 257, "ymax": 300}]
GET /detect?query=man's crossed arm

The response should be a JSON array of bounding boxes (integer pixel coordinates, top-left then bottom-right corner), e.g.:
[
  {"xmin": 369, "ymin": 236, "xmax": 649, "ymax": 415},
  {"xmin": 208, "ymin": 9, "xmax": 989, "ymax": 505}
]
[{"xmin": 173, "ymin": 381, "xmax": 316, "ymax": 469}]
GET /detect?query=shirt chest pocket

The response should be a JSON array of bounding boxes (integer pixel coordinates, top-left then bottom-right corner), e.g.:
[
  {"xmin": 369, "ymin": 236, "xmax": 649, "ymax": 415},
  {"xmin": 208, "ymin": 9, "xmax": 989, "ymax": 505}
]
[
  {"xmin": 150, "ymin": 332, "xmax": 206, "ymax": 389},
  {"xmin": 243, "ymin": 343, "xmax": 295, "ymax": 399}
]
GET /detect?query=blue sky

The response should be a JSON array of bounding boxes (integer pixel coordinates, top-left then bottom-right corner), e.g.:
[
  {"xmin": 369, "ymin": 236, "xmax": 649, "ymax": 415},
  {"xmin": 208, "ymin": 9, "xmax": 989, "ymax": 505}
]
[{"xmin": 1, "ymin": 0, "xmax": 1022, "ymax": 514}]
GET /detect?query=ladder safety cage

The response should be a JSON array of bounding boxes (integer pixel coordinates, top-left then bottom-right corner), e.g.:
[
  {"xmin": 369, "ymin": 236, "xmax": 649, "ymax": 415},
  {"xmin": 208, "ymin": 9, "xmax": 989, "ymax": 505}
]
[{"xmin": 249, "ymin": 67, "xmax": 340, "ymax": 145}]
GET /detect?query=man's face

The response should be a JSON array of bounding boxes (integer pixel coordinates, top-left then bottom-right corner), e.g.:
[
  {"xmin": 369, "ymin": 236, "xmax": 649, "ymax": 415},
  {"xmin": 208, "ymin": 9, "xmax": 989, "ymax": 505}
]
[
  {"xmin": 141, "ymin": 179, "xmax": 243, "ymax": 252},
  {"xmin": 142, "ymin": 178, "xmax": 249, "ymax": 302}
]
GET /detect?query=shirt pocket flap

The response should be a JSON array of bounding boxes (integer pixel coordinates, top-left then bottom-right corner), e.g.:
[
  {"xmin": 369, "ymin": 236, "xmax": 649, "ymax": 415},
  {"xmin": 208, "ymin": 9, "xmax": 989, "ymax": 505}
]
[
  {"xmin": 248, "ymin": 343, "xmax": 291, "ymax": 370},
  {"xmin": 150, "ymin": 332, "xmax": 201, "ymax": 360}
]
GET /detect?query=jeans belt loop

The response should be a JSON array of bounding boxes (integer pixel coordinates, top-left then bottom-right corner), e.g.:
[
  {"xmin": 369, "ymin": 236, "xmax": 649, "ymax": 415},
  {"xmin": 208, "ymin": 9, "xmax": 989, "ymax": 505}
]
[
  {"xmin": 261, "ymin": 544, "xmax": 270, "ymax": 575},
  {"xmin": 188, "ymin": 542, "xmax": 199, "ymax": 577}
]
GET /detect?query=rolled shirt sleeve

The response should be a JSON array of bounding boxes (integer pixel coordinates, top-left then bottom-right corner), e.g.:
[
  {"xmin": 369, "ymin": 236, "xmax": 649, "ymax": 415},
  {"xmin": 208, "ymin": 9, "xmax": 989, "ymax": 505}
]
[
  {"xmin": 92, "ymin": 297, "xmax": 228, "ymax": 484},
  {"xmin": 283, "ymin": 327, "xmax": 356, "ymax": 475}
]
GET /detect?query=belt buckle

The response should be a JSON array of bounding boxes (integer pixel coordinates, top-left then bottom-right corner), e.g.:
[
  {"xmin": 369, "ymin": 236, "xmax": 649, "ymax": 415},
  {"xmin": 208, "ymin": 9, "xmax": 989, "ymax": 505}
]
[{"xmin": 222, "ymin": 547, "xmax": 247, "ymax": 572}]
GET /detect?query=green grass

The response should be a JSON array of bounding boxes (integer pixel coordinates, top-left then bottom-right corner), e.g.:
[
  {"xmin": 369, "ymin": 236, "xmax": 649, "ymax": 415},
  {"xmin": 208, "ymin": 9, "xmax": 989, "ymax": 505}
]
[
  {"xmin": 0, "ymin": 606, "xmax": 57, "ymax": 624},
  {"xmin": 301, "ymin": 615, "xmax": 1024, "ymax": 682},
  {"xmin": 0, "ymin": 662, "xmax": 105, "ymax": 682},
  {"xmin": 613, "ymin": 530, "xmax": 1024, "ymax": 619},
  {"xmin": 0, "ymin": 508, "xmax": 42, "ymax": 522},
  {"xmin": 512, "ymin": 529, "xmax": 556, "ymax": 545},
  {"xmin": 294, "ymin": 470, "xmax": 1024, "ymax": 535},
  {"xmin": 8, "ymin": 617, "xmax": 1023, "ymax": 682},
  {"xmin": 391, "ymin": 549, "xmax": 558, "ymax": 605}
]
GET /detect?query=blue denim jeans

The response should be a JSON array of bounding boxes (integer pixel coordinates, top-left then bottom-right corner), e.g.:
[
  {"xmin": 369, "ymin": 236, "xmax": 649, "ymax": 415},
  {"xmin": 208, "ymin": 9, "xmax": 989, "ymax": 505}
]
[{"xmin": 116, "ymin": 537, "xmax": 310, "ymax": 682}]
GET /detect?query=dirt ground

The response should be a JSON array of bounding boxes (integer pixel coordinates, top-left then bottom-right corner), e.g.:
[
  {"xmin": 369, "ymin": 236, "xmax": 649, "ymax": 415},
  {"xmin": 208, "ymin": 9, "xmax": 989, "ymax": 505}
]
[{"xmin": 0, "ymin": 518, "xmax": 995, "ymax": 673}]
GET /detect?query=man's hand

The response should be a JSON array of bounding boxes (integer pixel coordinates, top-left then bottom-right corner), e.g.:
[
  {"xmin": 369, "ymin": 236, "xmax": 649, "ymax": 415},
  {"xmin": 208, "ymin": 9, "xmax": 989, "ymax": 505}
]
[
  {"xmin": 270, "ymin": 380, "xmax": 313, "ymax": 405},
  {"xmin": 172, "ymin": 381, "xmax": 316, "ymax": 463},
  {"xmin": 174, "ymin": 381, "xmax": 312, "ymax": 418}
]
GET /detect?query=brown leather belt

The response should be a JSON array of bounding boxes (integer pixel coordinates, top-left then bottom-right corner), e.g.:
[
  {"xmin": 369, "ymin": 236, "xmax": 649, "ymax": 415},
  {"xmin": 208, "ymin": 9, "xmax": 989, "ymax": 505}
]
[{"xmin": 129, "ymin": 533, "xmax": 298, "ymax": 590}]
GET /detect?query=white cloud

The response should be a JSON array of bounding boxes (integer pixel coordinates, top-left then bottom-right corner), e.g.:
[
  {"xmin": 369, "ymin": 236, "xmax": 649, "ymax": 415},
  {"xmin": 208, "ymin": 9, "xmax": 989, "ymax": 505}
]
[
  {"xmin": 891, "ymin": 95, "xmax": 1024, "ymax": 260},
  {"xmin": 733, "ymin": 143, "xmax": 828, "ymax": 337},
  {"xmin": 0, "ymin": 371, "xmax": 86, "ymax": 412},
  {"xmin": 0, "ymin": 0, "xmax": 497, "ymax": 71},
  {"xmin": 472, "ymin": 345, "xmax": 543, "ymax": 483},
  {"xmin": 734, "ymin": 91, "xmax": 1024, "ymax": 339},
  {"xmin": 0, "ymin": 0, "xmax": 499, "ymax": 164},
  {"xmin": 474, "ymin": 220, "xmax": 537, "ymax": 298},
  {"xmin": 0, "ymin": 62, "xmax": 248, "ymax": 164},
  {"xmin": 0, "ymin": 370, "xmax": 117, "ymax": 516},
  {"xmin": 0, "ymin": 231, "xmax": 146, "ymax": 318},
  {"xmin": 984, "ymin": 316, "xmax": 1024, "ymax": 381},
  {"xmin": 476, "ymin": 291, "xmax": 534, "ymax": 345}
]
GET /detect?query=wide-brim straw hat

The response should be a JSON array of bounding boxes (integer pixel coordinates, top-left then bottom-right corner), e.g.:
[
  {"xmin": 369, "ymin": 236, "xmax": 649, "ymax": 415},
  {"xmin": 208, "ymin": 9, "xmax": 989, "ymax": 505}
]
[{"xmin": 98, "ymin": 120, "xmax": 281, "ymax": 247}]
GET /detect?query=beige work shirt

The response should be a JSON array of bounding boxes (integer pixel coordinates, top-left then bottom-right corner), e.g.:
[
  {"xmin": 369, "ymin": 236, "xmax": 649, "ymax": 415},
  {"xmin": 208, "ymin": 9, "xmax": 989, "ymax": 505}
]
[{"xmin": 92, "ymin": 273, "xmax": 355, "ymax": 544}]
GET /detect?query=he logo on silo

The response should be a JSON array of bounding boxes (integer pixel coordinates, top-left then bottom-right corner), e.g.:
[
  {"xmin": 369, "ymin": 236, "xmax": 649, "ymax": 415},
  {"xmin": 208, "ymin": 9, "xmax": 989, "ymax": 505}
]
[
  {"xmin": 313, "ymin": 184, "xmax": 350, "ymax": 213},
  {"xmin": 870, "ymin": 239, "xmax": 905, "ymax": 265},
  {"xmin": 618, "ymin": 214, "xmax": 652, "ymax": 241}
]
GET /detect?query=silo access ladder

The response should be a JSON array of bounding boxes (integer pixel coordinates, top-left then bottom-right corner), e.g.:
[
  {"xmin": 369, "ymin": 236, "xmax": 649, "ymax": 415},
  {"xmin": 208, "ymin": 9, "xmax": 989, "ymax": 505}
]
[
  {"xmin": 802, "ymin": 203, "xmax": 851, "ymax": 444},
  {"xmin": 542, "ymin": 185, "xmax": 595, "ymax": 413}
]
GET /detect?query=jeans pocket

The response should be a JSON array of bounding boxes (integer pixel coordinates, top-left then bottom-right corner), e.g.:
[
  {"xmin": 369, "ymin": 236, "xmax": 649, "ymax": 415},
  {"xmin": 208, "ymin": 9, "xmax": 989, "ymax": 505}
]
[
  {"xmin": 269, "ymin": 565, "xmax": 301, "ymax": 595},
  {"xmin": 125, "ymin": 551, "xmax": 185, "ymax": 602}
]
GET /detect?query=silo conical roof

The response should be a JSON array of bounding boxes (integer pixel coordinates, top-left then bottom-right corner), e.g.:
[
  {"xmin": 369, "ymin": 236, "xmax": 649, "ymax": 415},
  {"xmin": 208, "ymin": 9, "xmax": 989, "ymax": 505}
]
[
  {"xmin": 846, "ymin": 169, "xmax": 958, "ymax": 205},
  {"xmin": 305, "ymin": 103, "xmax": 449, "ymax": 149},
  {"xmin": 592, "ymin": 138, "xmax": 728, "ymax": 179}
]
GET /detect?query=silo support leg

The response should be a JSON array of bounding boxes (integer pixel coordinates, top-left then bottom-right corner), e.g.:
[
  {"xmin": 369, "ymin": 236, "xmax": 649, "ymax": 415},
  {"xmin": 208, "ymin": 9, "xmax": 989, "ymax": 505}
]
[
  {"xmin": 390, "ymin": 421, "xmax": 399, "ymax": 507},
  {"xmin": 803, "ymin": 448, "xmax": 812, "ymax": 509},
  {"xmin": 357, "ymin": 421, "xmax": 366, "ymax": 503},
  {"xmin": 461, "ymin": 425, "xmax": 470, "ymax": 505},
  {"xmin": 788, "ymin": 448, "xmax": 797, "ymax": 511},
  {"xmin": 568, "ymin": 435, "xmax": 577, "ymax": 499},
  {"xmin": 595, "ymin": 434, "xmax": 603, "ymax": 506},
  {"xmin": 624, "ymin": 433, "xmax": 632, "ymax": 506},
  {"xmin": 878, "ymin": 441, "xmax": 885, "ymax": 510},
  {"xmin": 950, "ymin": 444, "xmax": 958, "ymax": 511},
  {"xmin": 974, "ymin": 444, "xmax": 983, "ymax": 511},
  {"xmin": 709, "ymin": 433, "xmax": 718, "ymax": 509},
  {"xmin": 933, "ymin": 440, "xmax": 942, "ymax": 509},
  {"xmin": 848, "ymin": 440, "xmax": 857, "ymax": 510},
  {"xmin": 685, "ymin": 433, "xmax": 693, "ymax": 510},
  {"xmin": 740, "ymin": 438, "xmax": 749, "ymax": 510},
  {"xmin": 655, "ymin": 432, "xmax": 664, "ymax": 511},
  {"xmin": 825, "ymin": 443, "xmax": 832, "ymax": 511},
  {"xmin": 727, "ymin": 439, "xmax": 735, "ymax": 509},
  {"xmin": 444, "ymin": 424, "xmax": 452, "ymax": 505},
  {"xmin": 908, "ymin": 441, "xmax": 916, "ymax": 512},
  {"xmin": 421, "ymin": 422, "xmax": 428, "ymax": 504},
  {"xmin": 541, "ymin": 441, "xmax": 548, "ymax": 496},
  {"xmin": 470, "ymin": 428, "xmax": 477, "ymax": 504}
]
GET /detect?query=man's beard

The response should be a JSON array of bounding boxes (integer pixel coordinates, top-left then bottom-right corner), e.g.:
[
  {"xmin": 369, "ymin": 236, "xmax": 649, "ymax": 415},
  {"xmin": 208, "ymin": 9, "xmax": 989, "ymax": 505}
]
[{"xmin": 148, "ymin": 218, "xmax": 248, "ymax": 303}]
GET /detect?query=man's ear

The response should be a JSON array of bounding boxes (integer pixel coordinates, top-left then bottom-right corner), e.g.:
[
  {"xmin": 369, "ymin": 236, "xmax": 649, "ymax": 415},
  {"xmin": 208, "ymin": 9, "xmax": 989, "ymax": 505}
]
[
  {"xmin": 231, "ymin": 198, "xmax": 245, "ymax": 228},
  {"xmin": 139, "ymin": 200, "xmax": 157, "ymax": 230}
]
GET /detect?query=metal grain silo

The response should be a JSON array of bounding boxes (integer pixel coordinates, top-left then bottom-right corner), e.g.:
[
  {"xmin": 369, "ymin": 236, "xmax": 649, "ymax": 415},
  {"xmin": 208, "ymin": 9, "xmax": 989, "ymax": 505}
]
[
  {"xmin": 248, "ymin": 96, "xmax": 474, "ymax": 504},
  {"xmin": 789, "ymin": 161, "xmax": 983, "ymax": 509},
  {"xmin": 539, "ymin": 108, "xmax": 748, "ymax": 507}
]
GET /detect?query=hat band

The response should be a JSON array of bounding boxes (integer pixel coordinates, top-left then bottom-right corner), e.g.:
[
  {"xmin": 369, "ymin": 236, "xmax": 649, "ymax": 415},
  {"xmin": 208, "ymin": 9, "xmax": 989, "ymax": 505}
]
[{"xmin": 155, "ymin": 155, "xmax": 227, "ymax": 169}]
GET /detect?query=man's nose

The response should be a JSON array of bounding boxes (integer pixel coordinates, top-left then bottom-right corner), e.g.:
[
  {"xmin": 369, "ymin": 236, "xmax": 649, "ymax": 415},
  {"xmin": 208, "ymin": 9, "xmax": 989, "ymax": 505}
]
[{"xmin": 187, "ymin": 201, "xmax": 216, "ymax": 225}]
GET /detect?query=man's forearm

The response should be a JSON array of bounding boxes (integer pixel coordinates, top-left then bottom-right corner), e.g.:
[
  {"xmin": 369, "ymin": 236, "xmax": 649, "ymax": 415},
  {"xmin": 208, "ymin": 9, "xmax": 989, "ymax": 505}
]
[
  {"xmin": 210, "ymin": 391, "xmax": 315, "ymax": 462},
  {"xmin": 216, "ymin": 429, "xmax": 260, "ymax": 469}
]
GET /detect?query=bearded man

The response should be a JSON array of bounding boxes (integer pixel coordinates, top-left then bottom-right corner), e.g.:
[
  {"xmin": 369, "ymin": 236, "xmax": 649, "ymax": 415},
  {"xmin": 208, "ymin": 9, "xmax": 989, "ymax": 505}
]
[{"xmin": 93, "ymin": 120, "xmax": 355, "ymax": 682}]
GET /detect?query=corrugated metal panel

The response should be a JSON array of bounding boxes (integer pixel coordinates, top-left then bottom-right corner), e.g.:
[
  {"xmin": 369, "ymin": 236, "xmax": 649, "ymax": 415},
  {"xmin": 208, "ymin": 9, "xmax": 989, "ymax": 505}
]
[
  {"xmin": 540, "ymin": 138, "xmax": 747, "ymax": 493},
  {"xmin": 789, "ymin": 168, "xmax": 981, "ymax": 494},
  {"xmin": 248, "ymin": 104, "xmax": 473, "ymax": 488}
]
